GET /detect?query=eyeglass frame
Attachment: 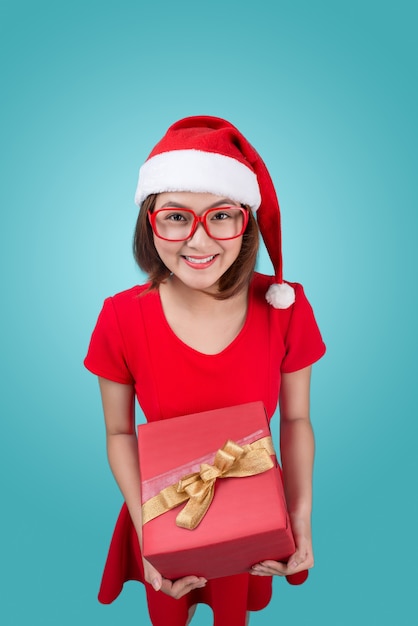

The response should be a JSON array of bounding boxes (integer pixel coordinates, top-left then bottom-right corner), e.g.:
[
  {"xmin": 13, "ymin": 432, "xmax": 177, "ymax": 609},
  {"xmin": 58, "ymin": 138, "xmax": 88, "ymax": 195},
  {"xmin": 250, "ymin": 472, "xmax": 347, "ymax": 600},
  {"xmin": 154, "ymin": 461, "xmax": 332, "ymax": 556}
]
[{"xmin": 148, "ymin": 206, "xmax": 249, "ymax": 242}]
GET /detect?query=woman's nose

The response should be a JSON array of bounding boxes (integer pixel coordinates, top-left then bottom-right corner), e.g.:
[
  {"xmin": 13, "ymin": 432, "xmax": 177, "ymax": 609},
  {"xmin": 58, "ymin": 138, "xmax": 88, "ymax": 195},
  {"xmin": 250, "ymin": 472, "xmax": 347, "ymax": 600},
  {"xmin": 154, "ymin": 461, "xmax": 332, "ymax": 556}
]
[{"xmin": 188, "ymin": 219, "xmax": 213, "ymax": 243}]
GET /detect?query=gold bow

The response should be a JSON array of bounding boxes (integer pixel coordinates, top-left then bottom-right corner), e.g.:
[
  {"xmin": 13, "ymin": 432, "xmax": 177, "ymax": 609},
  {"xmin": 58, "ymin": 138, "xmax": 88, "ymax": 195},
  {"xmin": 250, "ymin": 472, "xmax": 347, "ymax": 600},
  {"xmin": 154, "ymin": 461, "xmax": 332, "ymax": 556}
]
[{"xmin": 142, "ymin": 436, "xmax": 275, "ymax": 530}]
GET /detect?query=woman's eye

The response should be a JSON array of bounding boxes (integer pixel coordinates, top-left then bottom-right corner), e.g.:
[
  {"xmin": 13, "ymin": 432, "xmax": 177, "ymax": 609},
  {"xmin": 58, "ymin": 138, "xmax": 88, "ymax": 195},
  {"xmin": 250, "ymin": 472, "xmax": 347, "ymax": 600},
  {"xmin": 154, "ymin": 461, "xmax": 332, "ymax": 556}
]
[
  {"xmin": 165, "ymin": 212, "xmax": 188, "ymax": 222},
  {"xmin": 210, "ymin": 211, "xmax": 230, "ymax": 221}
]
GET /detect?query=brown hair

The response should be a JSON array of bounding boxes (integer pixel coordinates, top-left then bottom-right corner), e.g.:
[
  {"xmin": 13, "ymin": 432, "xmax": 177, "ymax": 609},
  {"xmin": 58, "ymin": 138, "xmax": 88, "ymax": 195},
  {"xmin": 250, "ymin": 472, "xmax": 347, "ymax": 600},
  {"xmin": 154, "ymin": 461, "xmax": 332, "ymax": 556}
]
[{"xmin": 133, "ymin": 195, "xmax": 259, "ymax": 299}]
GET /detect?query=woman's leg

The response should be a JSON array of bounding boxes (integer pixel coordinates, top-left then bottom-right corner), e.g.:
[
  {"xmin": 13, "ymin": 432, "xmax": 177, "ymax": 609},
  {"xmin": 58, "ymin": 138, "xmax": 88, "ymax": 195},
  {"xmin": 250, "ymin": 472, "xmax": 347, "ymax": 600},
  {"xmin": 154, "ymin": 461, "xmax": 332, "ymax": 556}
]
[
  {"xmin": 186, "ymin": 605, "xmax": 247, "ymax": 626},
  {"xmin": 185, "ymin": 604, "xmax": 197, "ymax": 625}
]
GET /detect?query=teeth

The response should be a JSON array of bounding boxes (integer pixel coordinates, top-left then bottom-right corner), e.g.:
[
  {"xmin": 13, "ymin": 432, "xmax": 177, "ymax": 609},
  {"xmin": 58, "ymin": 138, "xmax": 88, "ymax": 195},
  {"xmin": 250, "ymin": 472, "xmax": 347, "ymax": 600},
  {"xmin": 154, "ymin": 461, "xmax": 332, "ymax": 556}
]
[{"xmin": 185, "ymin": 255, "xmax": 215, "ymax": 264}]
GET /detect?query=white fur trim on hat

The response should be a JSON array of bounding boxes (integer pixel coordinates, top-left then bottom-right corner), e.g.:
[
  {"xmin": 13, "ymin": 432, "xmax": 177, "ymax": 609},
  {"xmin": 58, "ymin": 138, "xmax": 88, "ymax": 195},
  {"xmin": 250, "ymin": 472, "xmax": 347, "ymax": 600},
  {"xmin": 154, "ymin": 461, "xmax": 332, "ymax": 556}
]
[
  {"xmin": 135, "ymin": 149, "xmax": 261, "ymax": 210},
  {"xmin": 265, "ymin": 282, "xmax": 295, "ymax": 309}
]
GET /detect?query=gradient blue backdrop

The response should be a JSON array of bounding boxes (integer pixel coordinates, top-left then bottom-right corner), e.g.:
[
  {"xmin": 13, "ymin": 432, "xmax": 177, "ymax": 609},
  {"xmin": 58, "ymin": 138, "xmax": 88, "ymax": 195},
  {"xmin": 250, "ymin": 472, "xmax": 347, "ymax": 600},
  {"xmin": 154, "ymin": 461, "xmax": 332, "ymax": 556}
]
[{"xmin": 1, "ymin": 1, "xmax": 416, "ymax": 624}]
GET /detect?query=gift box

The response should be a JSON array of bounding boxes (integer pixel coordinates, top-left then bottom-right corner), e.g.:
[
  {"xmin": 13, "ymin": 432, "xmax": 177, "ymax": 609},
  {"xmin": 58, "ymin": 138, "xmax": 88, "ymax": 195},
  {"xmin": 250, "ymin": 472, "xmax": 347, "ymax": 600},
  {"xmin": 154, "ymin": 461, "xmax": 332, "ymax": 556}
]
[{"xmin": 137, "ymin": 401, "xmax": 296, "ymax": 580}]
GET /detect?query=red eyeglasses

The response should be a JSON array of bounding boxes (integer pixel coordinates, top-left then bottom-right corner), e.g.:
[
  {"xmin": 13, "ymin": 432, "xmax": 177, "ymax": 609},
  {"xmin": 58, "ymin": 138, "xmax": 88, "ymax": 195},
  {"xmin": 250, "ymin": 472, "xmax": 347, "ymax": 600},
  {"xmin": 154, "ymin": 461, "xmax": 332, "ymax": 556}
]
[{"xmin": 148, "ymin": 206, "xmax": 249, "ymax": 241}]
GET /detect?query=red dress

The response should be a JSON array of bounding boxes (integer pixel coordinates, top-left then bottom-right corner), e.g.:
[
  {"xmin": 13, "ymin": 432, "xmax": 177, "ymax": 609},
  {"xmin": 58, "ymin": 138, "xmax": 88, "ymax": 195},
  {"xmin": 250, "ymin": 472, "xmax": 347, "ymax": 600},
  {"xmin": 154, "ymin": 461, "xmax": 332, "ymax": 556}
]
[{"xmin": 84, "ymin": 273, "xmax": 326, "ymax": 625}]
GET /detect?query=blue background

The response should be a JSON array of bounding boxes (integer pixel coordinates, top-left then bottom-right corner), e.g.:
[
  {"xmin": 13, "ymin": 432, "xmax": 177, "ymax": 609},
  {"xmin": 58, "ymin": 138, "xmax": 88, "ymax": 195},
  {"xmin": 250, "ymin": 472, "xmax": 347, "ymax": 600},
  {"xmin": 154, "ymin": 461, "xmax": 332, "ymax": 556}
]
[{"xmin": 1, "ymin": 1, "xmax": 417, "ymax": 624}]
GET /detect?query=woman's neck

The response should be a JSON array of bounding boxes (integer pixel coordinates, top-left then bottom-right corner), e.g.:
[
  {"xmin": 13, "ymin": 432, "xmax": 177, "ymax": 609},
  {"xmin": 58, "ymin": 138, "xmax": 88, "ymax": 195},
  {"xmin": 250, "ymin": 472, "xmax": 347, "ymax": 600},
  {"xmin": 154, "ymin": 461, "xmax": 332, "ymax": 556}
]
[
  {"xmin": 158, "ymin": 276, "xmax": 249, "ymax": 355},
  {"xmin": 163, "ymin": 274, "xmax": 246, "ymax": 311}
]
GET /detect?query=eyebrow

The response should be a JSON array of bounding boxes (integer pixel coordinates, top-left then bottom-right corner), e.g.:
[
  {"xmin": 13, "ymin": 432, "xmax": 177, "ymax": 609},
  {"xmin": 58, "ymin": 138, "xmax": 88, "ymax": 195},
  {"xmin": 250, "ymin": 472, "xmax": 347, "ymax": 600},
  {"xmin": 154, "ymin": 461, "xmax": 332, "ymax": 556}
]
[{"xmin": 159, "ymin": 198, "xmax": 239, "ymax": 209}]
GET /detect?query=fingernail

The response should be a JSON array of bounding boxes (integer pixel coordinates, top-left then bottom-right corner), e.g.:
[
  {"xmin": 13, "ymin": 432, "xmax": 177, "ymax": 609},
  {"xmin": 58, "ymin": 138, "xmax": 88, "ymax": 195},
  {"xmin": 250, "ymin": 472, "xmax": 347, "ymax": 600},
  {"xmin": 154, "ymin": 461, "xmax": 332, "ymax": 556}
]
[{"xmin": 152, "ymin": 578, "xmax": 161, "ymax": 591}]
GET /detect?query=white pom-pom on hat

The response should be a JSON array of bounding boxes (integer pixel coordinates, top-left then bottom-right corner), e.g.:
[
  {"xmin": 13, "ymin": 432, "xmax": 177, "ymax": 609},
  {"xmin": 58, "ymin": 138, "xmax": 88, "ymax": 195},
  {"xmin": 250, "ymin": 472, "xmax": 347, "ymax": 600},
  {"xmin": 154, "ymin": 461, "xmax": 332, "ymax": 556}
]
[
  {"xmin": 266, "ymin": 282, "xmax": 296, "ymax": 309},
  {"xmin": 135, "ymin": 116, "xmax": 295, "ymax": 309}
]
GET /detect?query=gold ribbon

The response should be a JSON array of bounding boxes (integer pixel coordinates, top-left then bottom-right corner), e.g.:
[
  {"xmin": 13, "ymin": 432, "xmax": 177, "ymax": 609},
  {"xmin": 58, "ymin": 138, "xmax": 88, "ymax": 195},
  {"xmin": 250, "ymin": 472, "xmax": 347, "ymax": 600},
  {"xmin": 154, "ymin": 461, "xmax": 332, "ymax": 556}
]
[{"xmin": 142, "ymin": 436, "xmax": 275, "ymax": 530}]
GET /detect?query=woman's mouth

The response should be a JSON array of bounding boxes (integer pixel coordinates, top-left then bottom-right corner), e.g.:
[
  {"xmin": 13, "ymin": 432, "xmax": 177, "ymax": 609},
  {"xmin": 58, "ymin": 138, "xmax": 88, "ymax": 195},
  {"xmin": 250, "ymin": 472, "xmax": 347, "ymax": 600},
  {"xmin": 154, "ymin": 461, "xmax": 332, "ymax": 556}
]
[{"xmin": 182, "ymin": 255, "xmax": 218, "ymax": 269}]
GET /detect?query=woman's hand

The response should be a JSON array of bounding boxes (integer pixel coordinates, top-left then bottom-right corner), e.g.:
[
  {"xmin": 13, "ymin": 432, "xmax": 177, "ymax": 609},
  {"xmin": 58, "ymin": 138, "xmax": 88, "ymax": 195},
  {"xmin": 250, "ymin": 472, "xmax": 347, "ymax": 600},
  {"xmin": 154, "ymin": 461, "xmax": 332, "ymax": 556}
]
[
  {"xmin": 143, "ymin": 557, "xmax": 207, "ymax": 599},
  {"xmin": 250, "ymin": 517, "xmax": 314, "ymax": 577}
]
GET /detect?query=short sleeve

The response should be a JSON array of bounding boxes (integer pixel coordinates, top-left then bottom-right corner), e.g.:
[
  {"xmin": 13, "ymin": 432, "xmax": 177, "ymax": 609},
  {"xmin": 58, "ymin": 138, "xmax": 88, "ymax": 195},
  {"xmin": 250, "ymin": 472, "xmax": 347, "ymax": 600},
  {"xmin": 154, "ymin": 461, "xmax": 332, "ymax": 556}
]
[
  {"xmin": 84, "ymin": 298, "xmax": 134, "ymax": 384},
  {"xmin": 280, "ymin": 283, "xmax": 326, "ymax": 373}
]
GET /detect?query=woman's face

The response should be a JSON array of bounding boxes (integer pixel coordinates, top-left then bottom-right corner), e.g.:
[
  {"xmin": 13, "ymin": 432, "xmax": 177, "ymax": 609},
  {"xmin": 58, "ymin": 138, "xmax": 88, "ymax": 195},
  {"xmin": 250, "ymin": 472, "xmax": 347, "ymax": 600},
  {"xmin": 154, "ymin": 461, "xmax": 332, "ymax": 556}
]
[{"xmin": 151, "ymin": 192, "xmax": 245, "ymax": 294}]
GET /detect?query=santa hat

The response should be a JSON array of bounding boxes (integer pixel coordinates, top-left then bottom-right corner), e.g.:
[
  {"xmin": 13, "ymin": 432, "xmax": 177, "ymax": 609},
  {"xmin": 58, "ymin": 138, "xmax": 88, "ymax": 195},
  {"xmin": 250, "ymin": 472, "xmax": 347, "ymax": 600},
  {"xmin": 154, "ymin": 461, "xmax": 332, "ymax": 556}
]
[{"xmin": 134, "ymin": 116, "xmax": 295, "ymax": 309}]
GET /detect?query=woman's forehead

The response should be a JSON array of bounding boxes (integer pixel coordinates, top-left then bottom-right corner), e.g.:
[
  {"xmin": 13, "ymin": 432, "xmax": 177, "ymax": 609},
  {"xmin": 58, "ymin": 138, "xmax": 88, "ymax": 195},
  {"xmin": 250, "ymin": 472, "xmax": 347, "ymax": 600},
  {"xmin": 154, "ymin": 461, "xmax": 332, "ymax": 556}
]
[{"xmin": 155, "ymin": 192, "xmax": 239, "ymax": 210}]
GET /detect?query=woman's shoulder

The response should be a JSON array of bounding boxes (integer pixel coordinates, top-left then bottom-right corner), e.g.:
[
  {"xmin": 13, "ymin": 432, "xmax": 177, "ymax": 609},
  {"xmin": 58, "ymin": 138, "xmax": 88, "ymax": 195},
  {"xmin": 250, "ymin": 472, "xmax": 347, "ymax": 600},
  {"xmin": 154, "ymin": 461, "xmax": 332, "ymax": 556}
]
[
  {"xmin": 251, "ymin": 273, "xmax": 316, "ymax": 327},
  {"xmin": 108, "ymin": 283, "xmax": 149, "ymax": 301},
  {"xmin": 101, "ymin": 283, "xmax": 157, "ymax": 318},
  {"xmin": 251, "ymin": 272, "xmax": 304, "ymax": 304}
]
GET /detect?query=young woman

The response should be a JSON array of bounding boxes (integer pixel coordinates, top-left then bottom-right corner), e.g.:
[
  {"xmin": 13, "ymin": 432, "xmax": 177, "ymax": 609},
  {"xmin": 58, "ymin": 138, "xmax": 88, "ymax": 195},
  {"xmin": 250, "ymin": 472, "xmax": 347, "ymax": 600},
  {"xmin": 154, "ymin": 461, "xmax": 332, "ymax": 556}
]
[{"xmin": 84, "ymin": 116, "xmax": 326, "ymax": 626}]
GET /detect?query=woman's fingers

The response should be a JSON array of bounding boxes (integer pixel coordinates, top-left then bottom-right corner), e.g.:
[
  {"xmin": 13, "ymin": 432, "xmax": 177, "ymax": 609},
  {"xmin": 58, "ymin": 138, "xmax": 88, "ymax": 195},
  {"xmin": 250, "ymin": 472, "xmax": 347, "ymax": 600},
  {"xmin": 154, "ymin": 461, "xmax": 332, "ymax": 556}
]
[
  {"xmin": 143, "ymin": 559, "xmax": 163, "ymax": 590},
  {"xmin": 251, "ymin": 551, "xmax": 313, "ymax": 577},
  {"xmin": 161, "ymin": 576, "xmax": 207, "ymax": 599},
  {"xmin": 143, "ymin": 557, "xmax": 207, "ymax": 598},
  {"xmin": 251, "ymin": 559, "xmax": 288, "ymax": 576}
]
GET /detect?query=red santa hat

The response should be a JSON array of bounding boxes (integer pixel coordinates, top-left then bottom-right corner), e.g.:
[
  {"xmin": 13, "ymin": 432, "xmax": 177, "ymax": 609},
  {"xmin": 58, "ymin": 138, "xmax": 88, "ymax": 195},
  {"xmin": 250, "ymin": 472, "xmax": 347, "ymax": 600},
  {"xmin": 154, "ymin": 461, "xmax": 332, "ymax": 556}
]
[{"xmin": 134, "ymin": 115, "xmax": 295, "ymax": 309}]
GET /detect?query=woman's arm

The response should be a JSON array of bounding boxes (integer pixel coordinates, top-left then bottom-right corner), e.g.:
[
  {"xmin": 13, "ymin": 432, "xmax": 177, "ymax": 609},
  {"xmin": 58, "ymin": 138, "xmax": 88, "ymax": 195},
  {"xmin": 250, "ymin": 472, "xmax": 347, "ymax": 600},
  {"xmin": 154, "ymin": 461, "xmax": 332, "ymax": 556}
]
[
  {"xmin": 98, "ymin": 377, "xmax": 207, "ymax": 597},
  {"xmin": 251, "ymin": 365, "xmax": 315, "ymax": 577},
  {"xmin": 98, "ymin": 377, "xmax": 144, "ymax": 537}
]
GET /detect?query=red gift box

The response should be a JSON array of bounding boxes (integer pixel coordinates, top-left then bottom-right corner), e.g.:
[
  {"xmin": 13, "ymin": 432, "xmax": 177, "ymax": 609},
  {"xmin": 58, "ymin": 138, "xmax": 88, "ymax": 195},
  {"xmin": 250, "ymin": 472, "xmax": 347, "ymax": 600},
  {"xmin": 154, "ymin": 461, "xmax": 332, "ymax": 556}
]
[{"xmin": 137, "ymin": 401, "xmax": 296, "ymax": 580}]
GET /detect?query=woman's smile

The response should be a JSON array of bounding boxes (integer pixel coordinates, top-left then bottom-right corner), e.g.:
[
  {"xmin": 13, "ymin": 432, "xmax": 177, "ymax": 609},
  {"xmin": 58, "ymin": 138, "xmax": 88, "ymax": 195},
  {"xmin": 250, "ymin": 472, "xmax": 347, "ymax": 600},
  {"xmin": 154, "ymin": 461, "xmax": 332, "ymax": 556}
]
[{"xmin": 182, "ymin": 254, "xmax": 219, "ymax": 268}]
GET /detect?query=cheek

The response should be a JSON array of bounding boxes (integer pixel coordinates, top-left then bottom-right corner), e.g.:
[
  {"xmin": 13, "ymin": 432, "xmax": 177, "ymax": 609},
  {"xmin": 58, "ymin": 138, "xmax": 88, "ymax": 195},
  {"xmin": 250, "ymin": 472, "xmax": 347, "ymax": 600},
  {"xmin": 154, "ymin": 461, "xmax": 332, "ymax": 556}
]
[
  {"xmin": 153, "ymin": 235, "xmax": 167, "ymax": 256},
  {"xmin": 225, "ymin": 239, "xmax": 243, "ymax": 261},
  {"xmin": 152, "ymin": 237, "xmax": 179, "ymax": 264}
]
